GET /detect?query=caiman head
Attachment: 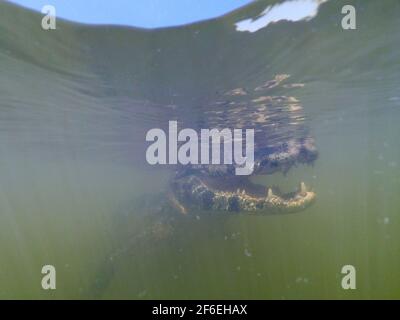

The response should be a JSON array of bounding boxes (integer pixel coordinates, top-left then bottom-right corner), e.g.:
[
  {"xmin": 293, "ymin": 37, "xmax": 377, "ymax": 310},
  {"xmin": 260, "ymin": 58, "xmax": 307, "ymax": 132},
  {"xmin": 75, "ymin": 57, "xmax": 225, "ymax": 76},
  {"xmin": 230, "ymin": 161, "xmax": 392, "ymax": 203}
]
[{"xmin": 170, "ymin": 75, "xmax": 318, "ymax": 214}]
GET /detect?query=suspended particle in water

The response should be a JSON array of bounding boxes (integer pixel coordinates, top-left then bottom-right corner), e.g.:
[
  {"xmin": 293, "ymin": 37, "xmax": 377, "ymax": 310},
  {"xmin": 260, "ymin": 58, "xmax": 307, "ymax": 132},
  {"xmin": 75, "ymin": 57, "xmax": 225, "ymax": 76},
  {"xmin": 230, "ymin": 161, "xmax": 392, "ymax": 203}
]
[
  {"xmin": 383, "ymin": 217, "xmax": 390, "ymax": 225},
  {"xmin": 244, "ymin": 248, "xmax": 252, "ymax": 257}
]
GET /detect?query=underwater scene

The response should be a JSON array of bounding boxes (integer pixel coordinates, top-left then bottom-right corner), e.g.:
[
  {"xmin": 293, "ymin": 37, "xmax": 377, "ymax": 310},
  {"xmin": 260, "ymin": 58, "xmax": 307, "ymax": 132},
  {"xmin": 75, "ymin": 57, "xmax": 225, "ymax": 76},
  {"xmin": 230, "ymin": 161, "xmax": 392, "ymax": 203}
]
[{"xmin": 0, "ymin": 0, "xmax": 400, "ymax": 299}]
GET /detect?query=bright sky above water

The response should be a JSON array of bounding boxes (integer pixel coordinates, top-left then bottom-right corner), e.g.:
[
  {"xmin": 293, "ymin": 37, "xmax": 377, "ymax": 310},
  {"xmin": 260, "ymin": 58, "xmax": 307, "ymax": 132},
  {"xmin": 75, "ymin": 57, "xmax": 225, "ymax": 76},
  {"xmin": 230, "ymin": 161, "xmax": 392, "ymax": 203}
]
[
  {"xmin": 235, "ymin": 0, "xmax": 327, "ymax": 32},
  {"xmin": 7, "ymin": 0, "xmax": 253, "ymax": 28}
]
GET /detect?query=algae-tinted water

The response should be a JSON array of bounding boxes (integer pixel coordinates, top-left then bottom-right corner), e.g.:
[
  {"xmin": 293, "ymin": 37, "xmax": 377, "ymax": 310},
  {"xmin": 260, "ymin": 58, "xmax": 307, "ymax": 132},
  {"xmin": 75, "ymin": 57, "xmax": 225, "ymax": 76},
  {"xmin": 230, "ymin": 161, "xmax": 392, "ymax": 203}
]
[{"xmin": 0, "ymin": 0, "xmax": 400, "ymax": 299}]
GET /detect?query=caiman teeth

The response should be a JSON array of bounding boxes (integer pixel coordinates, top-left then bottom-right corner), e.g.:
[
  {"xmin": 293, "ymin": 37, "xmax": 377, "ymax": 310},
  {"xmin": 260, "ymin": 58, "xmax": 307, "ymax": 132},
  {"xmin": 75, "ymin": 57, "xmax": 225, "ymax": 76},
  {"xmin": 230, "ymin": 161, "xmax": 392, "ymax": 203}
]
[
  {"xmin": 300, "ymin": 181, "xmax": 307, "ymax": 196},
  {"xmin": 172, "ymin": 175, "xmax": 316, "ymax": 214},
  {"xmin": 266, "ymin": 188, "xmax": 274, "ymax": 200},
  {"xmin": 262, "ymin": 182, "xmax": 316, "ymax": 213}
]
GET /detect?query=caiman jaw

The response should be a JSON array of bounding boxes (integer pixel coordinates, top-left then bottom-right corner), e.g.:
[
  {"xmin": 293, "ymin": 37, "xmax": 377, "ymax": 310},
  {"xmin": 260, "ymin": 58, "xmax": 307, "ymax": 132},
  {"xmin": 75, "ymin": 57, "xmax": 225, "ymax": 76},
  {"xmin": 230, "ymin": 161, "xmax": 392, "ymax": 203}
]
[
  {"xmin": 171, "ymin": 176, "xmax": 316, "ymax": 214},
  {"xmin": 262, "ymin": 182, "xmax": 316, "ymax": 213}
]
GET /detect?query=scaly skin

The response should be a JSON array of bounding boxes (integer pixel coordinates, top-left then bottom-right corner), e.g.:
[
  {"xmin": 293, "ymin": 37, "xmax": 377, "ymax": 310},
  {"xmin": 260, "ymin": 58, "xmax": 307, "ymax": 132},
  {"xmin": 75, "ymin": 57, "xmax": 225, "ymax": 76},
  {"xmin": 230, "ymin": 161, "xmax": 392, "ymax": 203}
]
[{"xmin": 170, "ymin": 175, "xmax": 316, "ymax": 214}]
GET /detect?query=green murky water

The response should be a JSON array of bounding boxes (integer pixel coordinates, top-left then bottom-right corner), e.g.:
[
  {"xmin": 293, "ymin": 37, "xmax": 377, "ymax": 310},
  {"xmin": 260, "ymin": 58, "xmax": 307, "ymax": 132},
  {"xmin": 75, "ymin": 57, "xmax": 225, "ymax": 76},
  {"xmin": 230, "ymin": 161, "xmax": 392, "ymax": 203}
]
[{"xmin": 0, "ymin": 0, "xmax": 400, "ymax": 299}]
